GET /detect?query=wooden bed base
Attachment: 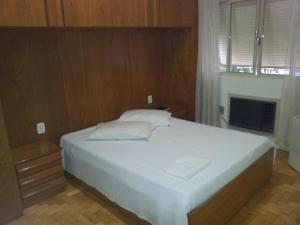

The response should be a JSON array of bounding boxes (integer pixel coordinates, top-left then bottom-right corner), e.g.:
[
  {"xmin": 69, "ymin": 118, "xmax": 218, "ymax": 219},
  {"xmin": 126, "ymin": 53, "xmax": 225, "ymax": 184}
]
[
  {"xmin": 188, "ymin": 148, "xmax": 274, "ymax": 225},
  {"xmin": 66, "ymin": 148, "xmax": 274, "ymax": 225}
]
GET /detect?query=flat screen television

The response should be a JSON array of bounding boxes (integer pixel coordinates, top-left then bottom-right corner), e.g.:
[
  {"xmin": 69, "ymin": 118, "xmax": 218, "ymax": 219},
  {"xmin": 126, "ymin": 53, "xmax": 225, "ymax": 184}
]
[{"xmin": 229, "ymin": 97, "xmax": 276, "ymax": 133}]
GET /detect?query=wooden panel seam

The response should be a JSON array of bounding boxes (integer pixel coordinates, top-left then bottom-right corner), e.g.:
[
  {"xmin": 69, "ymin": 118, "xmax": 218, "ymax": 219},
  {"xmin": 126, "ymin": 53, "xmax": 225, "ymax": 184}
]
[{"xmin": 44, "ymin": 0, "xmax": 50, "ymax": 26}]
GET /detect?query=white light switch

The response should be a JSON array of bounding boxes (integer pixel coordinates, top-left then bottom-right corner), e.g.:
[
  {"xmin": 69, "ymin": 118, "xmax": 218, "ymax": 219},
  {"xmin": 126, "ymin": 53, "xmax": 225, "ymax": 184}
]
[
  {"xmin": 148, "ymin": 95, "xmax": 153, "ymax": 104},
  {"xmin": 37, "ymin": 122, "xmax": 46, "ymax": 135}
]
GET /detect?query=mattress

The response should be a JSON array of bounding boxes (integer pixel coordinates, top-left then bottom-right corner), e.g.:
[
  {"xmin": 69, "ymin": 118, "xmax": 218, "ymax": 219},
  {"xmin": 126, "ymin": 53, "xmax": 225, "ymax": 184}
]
[{"xmin": 60, "ymin": 118, "xmax": 274, "ymax": 225}]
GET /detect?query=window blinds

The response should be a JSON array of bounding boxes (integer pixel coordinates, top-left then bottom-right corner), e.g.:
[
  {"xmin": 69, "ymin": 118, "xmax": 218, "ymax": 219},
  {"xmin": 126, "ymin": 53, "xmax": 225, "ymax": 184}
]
[
  {"xmin": 296, "ymin": 15, "xmax": 300, "ymax": 76},
  {"xmin": 230, "ymin": 0, "xmax": 257, "ymax": 67},
  {"xmin": 219, "ymin": 0, "xmax": 296, "ymax": 75},
  {"xmin": 219, "ymin": 2, "xmax": 229, "ymax": 66},
  {"xmin": 261, "ymin": 0, "xmax": 293, "ymax": 70},
  {"xmin": 296, "ymin": 31, "xmax": 300, "ymax": 76}
]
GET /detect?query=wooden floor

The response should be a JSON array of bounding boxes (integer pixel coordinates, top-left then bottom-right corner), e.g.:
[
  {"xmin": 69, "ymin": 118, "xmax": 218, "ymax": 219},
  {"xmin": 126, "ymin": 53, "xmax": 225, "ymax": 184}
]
[{"xmin": 7, "ymin": 151, "xmax": 300, "ymax": 225}]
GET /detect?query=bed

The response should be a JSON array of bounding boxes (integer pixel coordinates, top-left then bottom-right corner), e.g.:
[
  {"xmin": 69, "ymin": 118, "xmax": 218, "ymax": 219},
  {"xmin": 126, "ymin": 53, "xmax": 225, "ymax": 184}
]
[{"xmin": 60, "ymin": 118, "xmax": 274, "ymax": 225}]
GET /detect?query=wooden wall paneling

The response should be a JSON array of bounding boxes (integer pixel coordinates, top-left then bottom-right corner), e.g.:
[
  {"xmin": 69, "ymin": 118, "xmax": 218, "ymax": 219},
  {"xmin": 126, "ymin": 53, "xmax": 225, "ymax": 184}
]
[
  {"xmin": 62, "ymin": 0, "xmax": 113, "ymax": 27},
  {"xmin": 0, "ymin": 0, "xmax": 47, "ymax": 27},
  {"xmin": 62, "ymin": 0, "xmax": 149, "ymax": 27},
  {"xmin": 0, "ymin": 100, "xmax": 22, "ymax": 224},
  {"xmin": 57, "ymin": 30, "xmax": 106, "ymax": 130},
  {"xmin": 0, "ymin": 29, "xmax": 166, "ymax": 147},
  {"xmin": 57, "ymin": 29, "xmax": 164, "ymax": 131},
  {"xmin": 0, "ymin": 0, "xmax": 194, "ymax": 28},
  {"xmin": 161, "ymin": 29, "xmax": 198, "ymax": 121},
  {"xmin": 127, "ymin": 30, "xmax": 163, "ymax": 108},
  {"xmin": 45, "ymin": 0, "xmax": 64, "ymax": 27},
  {"xmin": 0, "ymin": 0, "xmax": 198, "ymax": 146},
  {"xmin": 81, "ymin": 30, "xmax": 133, "ymax": 121},
  {"xmin": 110, "ymin": 0, "xmax": 150, "ymax": 27},
  {"xmin": 153, "ymin": 0, "xmax": 195, "ymax": 27},
  {"xmin": 160, "ymin": 0, "xmax": 198, "ymax": 121},
  {"xmin": 145, "ymin": 0, "xmax": 155, "ymax": 26},
  {"xmin": 0, "ymin": 30, "xmax": 70, "ymax": 148}
]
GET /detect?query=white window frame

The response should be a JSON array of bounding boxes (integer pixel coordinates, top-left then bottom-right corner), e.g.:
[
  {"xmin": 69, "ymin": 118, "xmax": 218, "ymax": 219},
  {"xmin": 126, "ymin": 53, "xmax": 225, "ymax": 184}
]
[{"xmin": 224, "ymin": 0, "xmax": 291, "ymax": 76}]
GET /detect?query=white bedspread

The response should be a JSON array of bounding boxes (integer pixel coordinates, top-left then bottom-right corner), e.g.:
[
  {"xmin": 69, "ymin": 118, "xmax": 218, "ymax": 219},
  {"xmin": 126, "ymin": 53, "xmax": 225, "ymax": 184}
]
[{"xmin": 60, "ymin": 118, "xmax": 274, "ymax": 225}]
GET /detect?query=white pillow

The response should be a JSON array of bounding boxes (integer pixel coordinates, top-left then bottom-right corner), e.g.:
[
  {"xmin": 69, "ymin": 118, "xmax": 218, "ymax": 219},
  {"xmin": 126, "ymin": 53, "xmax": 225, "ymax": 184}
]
[
  {"xmin": 88, "ymin": 121, "xmax": 152, "ymax": 141},
  {"xmin": 118, "ymin": 110, "xmax": 172, "ymax": 128}
]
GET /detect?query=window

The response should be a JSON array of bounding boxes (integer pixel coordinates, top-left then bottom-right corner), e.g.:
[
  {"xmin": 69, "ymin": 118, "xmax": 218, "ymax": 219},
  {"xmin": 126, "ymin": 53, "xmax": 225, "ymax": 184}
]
[
  {"xmin": 219, "ymin": 0, "xmax": 293, "ymax": 75},
  {"xmin": 230, "ymin": 0, "xmax": 257, "ymax": 74},
  {"xmin": 296, "ymin": 28, "xmax": 300, "ymax": 76}
]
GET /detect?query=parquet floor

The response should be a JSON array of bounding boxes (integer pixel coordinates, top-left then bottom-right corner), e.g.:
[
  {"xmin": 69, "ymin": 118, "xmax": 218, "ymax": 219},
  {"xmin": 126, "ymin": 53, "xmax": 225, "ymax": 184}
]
[{"xmin": 7, "ymin": 151, "xmax": 300, "ymax": 225}]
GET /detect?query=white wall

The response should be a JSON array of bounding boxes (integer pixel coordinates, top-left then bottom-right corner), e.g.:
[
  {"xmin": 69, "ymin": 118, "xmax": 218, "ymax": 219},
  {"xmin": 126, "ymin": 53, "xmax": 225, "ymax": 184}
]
[{"xmin": 220, "ymin": 73, "xmax": 284, "ymax": 129}]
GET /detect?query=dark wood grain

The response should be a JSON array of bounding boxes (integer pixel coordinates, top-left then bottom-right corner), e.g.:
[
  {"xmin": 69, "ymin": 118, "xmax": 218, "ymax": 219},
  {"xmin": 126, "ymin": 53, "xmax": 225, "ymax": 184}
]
[
  {"xmin": 19, "ymin": 165, "xmax": 64, "ymax": 190},
  {"xmin": 45, "ymin": 0, "xmax": 64, "ymax": 27},
  {"xmin": 161, "ymin": 28, "xmax": 198, "ymax": 120},
  {"xmin": 0, "ymin": 29, "xmax": 165, "ymax": 146},
  {"xmin": 13, "ymin": 142, "xmax": 66, "ymax": 208},
  {"xmin": 0, "ymin": 26, "xmax": 198, "ymax": 146},
  {"xmin": 57, "ymin": 29, "xmax": 164, "ymax": 131},
  {"xmin": 0, "ymin": 0, "xmax": 198, "ymax": 147},
  {"xmin": 153, "ymin": 0, "xmax": 195, "ymax": 27},
  {"xmin": 0, "ymin": 0, "xmax": 195, "ymax": 28},
  {"xmin": 0, "ymin": 101, "xmax": 22, "ymax": 224},
  {"xmin": 13, "ymin": 141, "xmax": 62, "ymax": 165},
  {"xmin": 16, "ymin": 152, "xmax": 61, "ymax": 177},
  {"xmin": 22, "ymin": 176, "xmax": 66, "ymax": 208},
  {"xmin": 160, "ymin": 0, "xmax": 198, "ymax": 120},
  {"xmin": 62, "ymin": 0, "xmax": 149, "ymax": 27},
  {"xmin": 0, "ymin": 0, "xmax": 47, "ymax": 27},
  {"xmin": 0, "ymin": 30, "xmax": 70, "ymax": 148}
]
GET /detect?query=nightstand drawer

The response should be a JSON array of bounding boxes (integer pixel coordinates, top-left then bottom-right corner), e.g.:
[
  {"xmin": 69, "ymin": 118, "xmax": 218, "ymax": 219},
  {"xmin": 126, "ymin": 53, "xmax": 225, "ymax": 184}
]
[
  {"xmin": 13, "ymin": 142, "xmax": 66, "ymax": 208},
  {"xmin": 16, "ymin": 152, "xmax": 62, "ymax": 177},
  {"xmin": 22, "ymin": 176, "xmax": 66, "ymax": 208},
  {"xmin": 19, "ymin": 165, "xmax": 64, "ymax": 190}
]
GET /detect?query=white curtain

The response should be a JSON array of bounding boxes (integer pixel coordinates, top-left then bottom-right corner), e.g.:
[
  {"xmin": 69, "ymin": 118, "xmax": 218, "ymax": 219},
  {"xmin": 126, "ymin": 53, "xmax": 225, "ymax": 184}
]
[
  {"xmin": 195, "ymin": 0, "xmax": 221, "ymax": 126},
  {"xmin": 276, "ymin": 0, "xmax": 300, "ymax": 150}
]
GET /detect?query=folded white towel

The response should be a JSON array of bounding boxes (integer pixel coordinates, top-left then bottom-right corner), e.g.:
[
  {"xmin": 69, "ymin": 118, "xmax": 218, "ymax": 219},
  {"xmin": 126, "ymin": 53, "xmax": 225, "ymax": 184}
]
[{"xmin": 165, "ymin": 156, "xmax": 211, "ymax": 180}]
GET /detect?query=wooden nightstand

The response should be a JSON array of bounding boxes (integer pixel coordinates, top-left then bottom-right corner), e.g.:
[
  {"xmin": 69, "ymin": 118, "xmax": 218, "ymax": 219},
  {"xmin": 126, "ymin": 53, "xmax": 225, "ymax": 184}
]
[
  {"xmin": 12, "ymin": 142, "xmax": 66, "ymax": 208},
  {"xmin": 163, "ymin": 104, "xmax": 187, "ymax": 120}
]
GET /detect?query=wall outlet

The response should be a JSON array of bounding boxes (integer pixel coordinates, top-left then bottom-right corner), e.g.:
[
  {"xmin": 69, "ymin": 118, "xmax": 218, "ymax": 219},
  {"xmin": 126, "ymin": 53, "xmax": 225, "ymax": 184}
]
[
  {"xmin": 37, "ymin": 122, "xmax": 46, "ymax": 135},
  {"xmin": 148, "ymin": 95, "xmax": 153, "ymax": 104}
]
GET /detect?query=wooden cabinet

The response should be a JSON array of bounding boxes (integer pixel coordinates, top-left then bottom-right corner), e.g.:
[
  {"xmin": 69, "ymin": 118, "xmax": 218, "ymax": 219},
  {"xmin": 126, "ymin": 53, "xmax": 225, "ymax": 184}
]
[
  {"xmin": 0, "ymin": 101, "xmax": 22, "ymax": 224},
  {"xmin": 0, "ymin": 0, "xmax": 48, "ymax": 27},
  {"xmin": 153, "ymin": 0, "xmax": 195, "ymax": 27},
  {"xmin": 0, "ymin": 0, "xmax": 195, "ymax": 28},
  {"xmin": 62, "ymin": 0, "xmax": 150, "ymax": 27},
  {"xmin": 45, "ymin": 0, "xmax": 64, "ymax": 27},
  {"xmin": 0, "ymin": 0, "xmax": 63, "ymax": 27},
  {"xmin": 60, "ymin": 0, "xmax": 195, "ymax": 27},
  {"xmin": 13, "ymin": 142, "xmax": 66, "ymax": 208}
]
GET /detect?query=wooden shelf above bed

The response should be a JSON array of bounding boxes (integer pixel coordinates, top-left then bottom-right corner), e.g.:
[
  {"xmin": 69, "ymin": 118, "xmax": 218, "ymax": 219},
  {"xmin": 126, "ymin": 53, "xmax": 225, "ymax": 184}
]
[{"xmin": 0, "ymin": 0, "xmax": 195, "ymax": 28}]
